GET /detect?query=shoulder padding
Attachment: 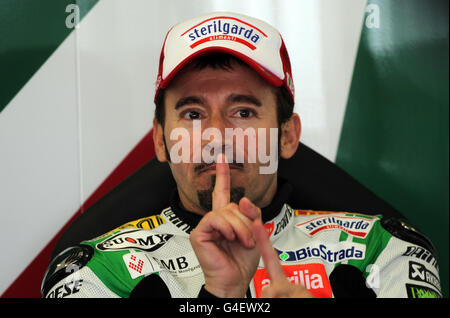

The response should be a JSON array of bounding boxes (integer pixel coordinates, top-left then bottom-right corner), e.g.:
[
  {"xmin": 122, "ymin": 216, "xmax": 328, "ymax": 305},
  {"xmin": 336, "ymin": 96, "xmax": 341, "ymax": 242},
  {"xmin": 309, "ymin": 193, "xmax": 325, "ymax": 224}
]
[
  {"xmin": 41, "ymin": 244, "xmax": 93, "ymax": 297},
  {"xmin": 381, "ymin": 217, "xmax": 436, "ymax": 255}
]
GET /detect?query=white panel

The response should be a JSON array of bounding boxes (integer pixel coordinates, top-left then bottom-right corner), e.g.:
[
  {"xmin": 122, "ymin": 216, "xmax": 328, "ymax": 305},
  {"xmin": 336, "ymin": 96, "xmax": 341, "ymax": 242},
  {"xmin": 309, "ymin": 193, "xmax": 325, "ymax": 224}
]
[
  {"xmin": 0, "ymin": 34, "xmax": 80, "ymax": 294},
  {"xmin": 76, "ymin": 0, "xmax": 216, "ymax": 201},
  {"xmin": 299, "ymin": 0, "xmax": 367, "ymax": 161}
]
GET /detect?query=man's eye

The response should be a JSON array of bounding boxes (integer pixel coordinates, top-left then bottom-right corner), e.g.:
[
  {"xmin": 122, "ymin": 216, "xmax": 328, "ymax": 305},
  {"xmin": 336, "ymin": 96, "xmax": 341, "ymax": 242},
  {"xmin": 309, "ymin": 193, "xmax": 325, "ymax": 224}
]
[
  {"xmin": 182, "ymin": 111, "xmax": 202, "ymax": 120},
  {"xmin": 235, "ymin": 109, "xmax": 254, "ymax": 118}
]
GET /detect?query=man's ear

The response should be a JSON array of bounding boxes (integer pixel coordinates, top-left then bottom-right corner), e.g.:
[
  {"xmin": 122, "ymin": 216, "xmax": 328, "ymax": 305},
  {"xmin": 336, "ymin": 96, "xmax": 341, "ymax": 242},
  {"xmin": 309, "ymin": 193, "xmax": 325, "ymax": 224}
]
[
  {"xmin": 153, "ymin": 118, "xmax": 168, "ymax": 162},
  {"xmin": 280, "ymin": 113, "xmax": 301, "ymax": 159}
]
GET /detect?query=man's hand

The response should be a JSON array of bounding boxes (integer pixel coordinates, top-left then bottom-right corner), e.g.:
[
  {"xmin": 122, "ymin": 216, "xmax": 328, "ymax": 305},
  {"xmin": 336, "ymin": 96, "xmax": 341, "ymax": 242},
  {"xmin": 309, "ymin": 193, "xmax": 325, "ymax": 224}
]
[
  {"xmin": 190, "ymin": 155, "xmax": 261, "ymax": 298},
  {"xmin": 252, "ymin": 219, "xmax": 313, "ymax": 298}
]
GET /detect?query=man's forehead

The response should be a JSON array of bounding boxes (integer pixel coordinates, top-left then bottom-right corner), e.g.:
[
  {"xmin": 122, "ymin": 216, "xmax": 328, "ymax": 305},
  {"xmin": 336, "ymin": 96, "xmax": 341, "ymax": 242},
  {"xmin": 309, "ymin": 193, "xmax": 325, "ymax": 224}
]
[{"xmin": 166, "ymin": 59, "xmax": 274, "ymax": 100}]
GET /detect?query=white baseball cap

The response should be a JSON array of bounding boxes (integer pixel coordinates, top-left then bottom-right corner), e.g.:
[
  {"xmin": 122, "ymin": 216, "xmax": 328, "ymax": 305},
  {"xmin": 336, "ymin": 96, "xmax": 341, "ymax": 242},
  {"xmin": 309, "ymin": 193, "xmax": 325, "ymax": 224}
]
[{"xmin": 154, "ymin": 12, "xmax": 295, "ymax": 103}]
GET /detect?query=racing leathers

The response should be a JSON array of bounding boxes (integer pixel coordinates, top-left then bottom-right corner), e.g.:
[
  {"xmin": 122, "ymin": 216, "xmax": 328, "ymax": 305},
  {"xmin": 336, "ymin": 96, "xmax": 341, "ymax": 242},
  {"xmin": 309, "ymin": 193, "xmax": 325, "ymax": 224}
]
[{"xmin": 42, "ymin": 181, "xmax": 441, "ymax": 298}]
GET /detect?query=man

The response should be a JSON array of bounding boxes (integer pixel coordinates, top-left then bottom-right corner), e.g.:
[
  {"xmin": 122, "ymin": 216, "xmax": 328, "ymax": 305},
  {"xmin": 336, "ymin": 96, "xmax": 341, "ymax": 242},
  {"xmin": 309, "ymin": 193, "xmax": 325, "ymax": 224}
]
[{"xmin": 42, "ymin": 12, "xmax": 441, "ymax": 298}]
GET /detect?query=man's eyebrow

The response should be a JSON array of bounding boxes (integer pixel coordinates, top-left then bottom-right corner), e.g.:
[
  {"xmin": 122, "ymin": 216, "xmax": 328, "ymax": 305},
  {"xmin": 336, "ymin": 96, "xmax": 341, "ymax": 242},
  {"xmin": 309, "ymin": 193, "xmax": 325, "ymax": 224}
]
[
  {"xmin": 174, "ymin": 96, "xmax": 205, "ymax": 109},
  {"xmin": 174, "ymin": 94, "xmax": 262, "ymax": 109},
  {"xmin": 227, "ymin": 94, "xmax": 262, "ymax": 107}
]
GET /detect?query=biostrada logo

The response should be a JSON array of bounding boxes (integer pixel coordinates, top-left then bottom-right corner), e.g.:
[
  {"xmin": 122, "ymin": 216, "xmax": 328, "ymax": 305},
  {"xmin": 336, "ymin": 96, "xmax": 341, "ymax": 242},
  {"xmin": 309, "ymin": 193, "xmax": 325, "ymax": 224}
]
[
  {"xmin": 96, "ymin": 229, "xmax": 173, "ymax": 252},
  {"xmin": 276, "ymin": 242, "xmax": 366, "ymax": 264},
  {"xmin": 181, "ymin": 16, "xmax": 267, "ymax": 50}
]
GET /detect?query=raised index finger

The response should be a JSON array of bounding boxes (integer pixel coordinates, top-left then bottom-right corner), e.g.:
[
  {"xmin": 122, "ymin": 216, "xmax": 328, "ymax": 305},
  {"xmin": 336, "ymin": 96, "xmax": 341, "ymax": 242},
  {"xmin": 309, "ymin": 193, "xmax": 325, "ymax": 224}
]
[
  {"xmin": 212, "ymin": 153, "xmax": 230, "ymax": 211},
  {"xmin": 252, "ymin": 219, "xmax": 287, "ymax": 284}
]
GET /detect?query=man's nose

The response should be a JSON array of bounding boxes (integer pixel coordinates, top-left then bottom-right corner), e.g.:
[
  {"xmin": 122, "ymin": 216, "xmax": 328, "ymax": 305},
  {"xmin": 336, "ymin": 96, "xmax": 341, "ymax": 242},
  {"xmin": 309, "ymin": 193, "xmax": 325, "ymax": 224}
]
[
  {"xmin": 200, "ymin": 112, "xmax": 234, "ymax": 160},
  {"xmin": 203, "ymin": 111, "xmax": 232, "ymax": 137}
]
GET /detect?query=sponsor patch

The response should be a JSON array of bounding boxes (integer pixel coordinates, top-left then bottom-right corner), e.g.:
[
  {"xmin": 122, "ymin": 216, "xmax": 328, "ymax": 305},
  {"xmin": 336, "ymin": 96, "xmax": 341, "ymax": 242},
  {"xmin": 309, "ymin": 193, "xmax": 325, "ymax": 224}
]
[
  {"xmin": 94, "ymin": 215, "xmax": 166, "ymax": 240},
  {"xmin": 96, "ymin": 229, "xmax": 173, "ymax": 252},
  {"xmin": 408, "ymin": 261, "xmax": 441, "ymax": 292},
  {"xmin": 152, "ymin": 252, "xmax": 202, "ymax": 278},
  {"xmin": 295, "ymin": 210, "xmax": 337, "ymax": 216},
  {"xmin": 253, "ymin": 263, "xmax": 332, "ymax": 298},
  {"xmin": 263, "ymin": 222, "xmax": 274, "ymax": 237},
  {"xmin": 406, "ymin": 283, "xmax": 441, "ymax": 298},
  {"xmin": 45, "ymin": 279, "xmax": 84, "ymax": 298},
  {"xmin": 181, "ymin": 16, "xmax": 267, "ymax": 50},
  {"xmin": 123, "ymin": 252, "xmax": 161, "ymax": 279},
  {"xmin": 264, "ymin": 206, "xmax": 293, "ymax": 238},
  {"xmin": 41, "ymin": 245, "xmax": 93, "ymax": 297},
  {"xmin": 123, "ymin": 251, "xmax": 201, "ymax": 279},
  {"xmin": 403, "ymin": 245, "xmax": 439, "ymax": 270},
  {"xmin": 296, "ymin": 215, "xmax": 375, "ymax": 238},
  {"xmin": 162, "ymin": 208, "xmax": 194, "ymax": 235},
  {"xmin": 275, "ymin": 242, "xmax": 366, "ymax": 264}
]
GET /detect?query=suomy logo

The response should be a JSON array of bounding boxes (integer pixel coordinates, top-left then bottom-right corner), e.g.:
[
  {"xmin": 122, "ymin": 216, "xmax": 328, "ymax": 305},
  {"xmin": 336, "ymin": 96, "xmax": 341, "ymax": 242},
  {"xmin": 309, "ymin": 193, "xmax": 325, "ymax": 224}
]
[
  {"xmin": 97, "ymin": 229, "xmax": 173, "ymax": 252},
  {"xmin": 181, "ymin": 16, "xmax": 267, "ymax": 50}
]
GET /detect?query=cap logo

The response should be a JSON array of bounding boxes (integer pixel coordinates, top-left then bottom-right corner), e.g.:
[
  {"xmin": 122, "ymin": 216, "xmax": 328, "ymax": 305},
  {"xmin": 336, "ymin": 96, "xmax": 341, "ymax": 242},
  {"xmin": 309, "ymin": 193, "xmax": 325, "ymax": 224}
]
[{"xmin": 181, "ymin": 16, "xmax": 267, "ymax": 50}]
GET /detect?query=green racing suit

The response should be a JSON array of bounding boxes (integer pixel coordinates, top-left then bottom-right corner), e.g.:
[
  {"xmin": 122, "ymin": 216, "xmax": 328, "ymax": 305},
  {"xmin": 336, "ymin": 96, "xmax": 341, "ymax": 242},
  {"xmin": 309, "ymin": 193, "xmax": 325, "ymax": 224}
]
[{"xmin": 42, "ymin": 183, "xmax": 441, "ymax": 298}]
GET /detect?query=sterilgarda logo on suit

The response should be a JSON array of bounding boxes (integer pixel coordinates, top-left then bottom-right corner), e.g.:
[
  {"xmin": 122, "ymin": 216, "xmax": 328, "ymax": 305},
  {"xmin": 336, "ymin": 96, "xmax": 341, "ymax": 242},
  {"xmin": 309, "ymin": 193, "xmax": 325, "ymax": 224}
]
[
  {"xmin": 181, "ymin": 16, "xmax": 268, "ymax": 50},
  {"xmin": 96, "ymin": 229, "xmax": 173, "ymax": 252},
  {"xmin": 296, "ymin": 214, "xmax": 376, "ymax": 238}
]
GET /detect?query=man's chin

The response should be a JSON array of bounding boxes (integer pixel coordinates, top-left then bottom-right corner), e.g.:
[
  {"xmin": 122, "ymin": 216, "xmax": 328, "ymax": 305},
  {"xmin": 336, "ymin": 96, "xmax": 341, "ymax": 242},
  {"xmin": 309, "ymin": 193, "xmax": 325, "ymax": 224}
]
[{"xmin": 196, "ymin": 186, "xmax": 246, "ymax": 212}]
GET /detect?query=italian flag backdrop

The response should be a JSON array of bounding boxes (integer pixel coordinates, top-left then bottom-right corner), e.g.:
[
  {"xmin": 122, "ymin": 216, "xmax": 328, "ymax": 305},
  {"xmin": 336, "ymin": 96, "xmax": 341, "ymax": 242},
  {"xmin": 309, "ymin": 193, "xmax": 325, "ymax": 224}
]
[{"xmin": 0, "ymin": 0, "xmax": 448, "ymax": 297}]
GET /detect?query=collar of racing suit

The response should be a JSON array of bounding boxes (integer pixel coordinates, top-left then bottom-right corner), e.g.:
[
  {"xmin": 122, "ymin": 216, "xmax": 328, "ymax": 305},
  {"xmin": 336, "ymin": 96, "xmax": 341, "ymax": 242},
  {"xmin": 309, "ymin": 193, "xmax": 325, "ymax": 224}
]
[{"xmin": 168, "ymin": 178, "xmax": 294, "ymax": 228}]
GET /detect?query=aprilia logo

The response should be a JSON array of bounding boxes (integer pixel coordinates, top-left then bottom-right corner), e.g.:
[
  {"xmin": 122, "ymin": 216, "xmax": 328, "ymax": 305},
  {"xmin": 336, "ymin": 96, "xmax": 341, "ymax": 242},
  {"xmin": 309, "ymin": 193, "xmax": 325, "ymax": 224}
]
[{"xmin": 253, "ymin": 263, "xmax": 332, "ymax": 298}]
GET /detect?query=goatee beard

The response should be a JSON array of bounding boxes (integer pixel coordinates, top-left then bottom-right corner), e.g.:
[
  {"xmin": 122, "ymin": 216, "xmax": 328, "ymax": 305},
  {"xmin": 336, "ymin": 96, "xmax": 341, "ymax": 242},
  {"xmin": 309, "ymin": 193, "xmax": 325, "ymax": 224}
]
[{"xmin": 196, "ymin": 175, "xmax": 245, "ymax": 212}]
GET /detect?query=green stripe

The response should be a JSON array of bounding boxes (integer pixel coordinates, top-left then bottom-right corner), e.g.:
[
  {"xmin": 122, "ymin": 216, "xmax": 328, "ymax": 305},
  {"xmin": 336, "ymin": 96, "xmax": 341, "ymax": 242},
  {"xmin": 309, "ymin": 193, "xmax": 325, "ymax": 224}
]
[
  {"xmin": 0, "ymin": 0, "xmax": 98, "ymax": 112},
  {"xmin": 83, "ymin": 238, "xmax": 143, "ymax": 298},
  {"xmin": 347, "ymin": 220, "xmax": 392, "ymax": 278},
  {"xmin": 335, "ymin": 0, "xmax": 448, "ymax": 297}
]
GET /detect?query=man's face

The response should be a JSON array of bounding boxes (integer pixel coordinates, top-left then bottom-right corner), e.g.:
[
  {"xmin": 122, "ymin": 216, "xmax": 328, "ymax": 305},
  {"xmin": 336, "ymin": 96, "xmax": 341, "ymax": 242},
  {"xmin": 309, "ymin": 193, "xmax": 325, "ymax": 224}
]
[{"xmin": 155, "ymin": 60, "xmax": 281, "ymax": 214}]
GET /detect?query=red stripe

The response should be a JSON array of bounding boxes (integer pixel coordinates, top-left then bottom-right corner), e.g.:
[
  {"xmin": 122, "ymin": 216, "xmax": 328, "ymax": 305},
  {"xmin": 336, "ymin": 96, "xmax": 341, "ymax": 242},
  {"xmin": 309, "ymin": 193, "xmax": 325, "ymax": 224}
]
[
  {"xmin": 1, "ymin": 130, "xmax": 155, "ymax": 298},
  {"xmin": 180, "ymin": 16, "xmax": 267, "ymax": 37},
  {"xmin": 190, "ymin": 36, "xmax": 256, "ymax": 50}
]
